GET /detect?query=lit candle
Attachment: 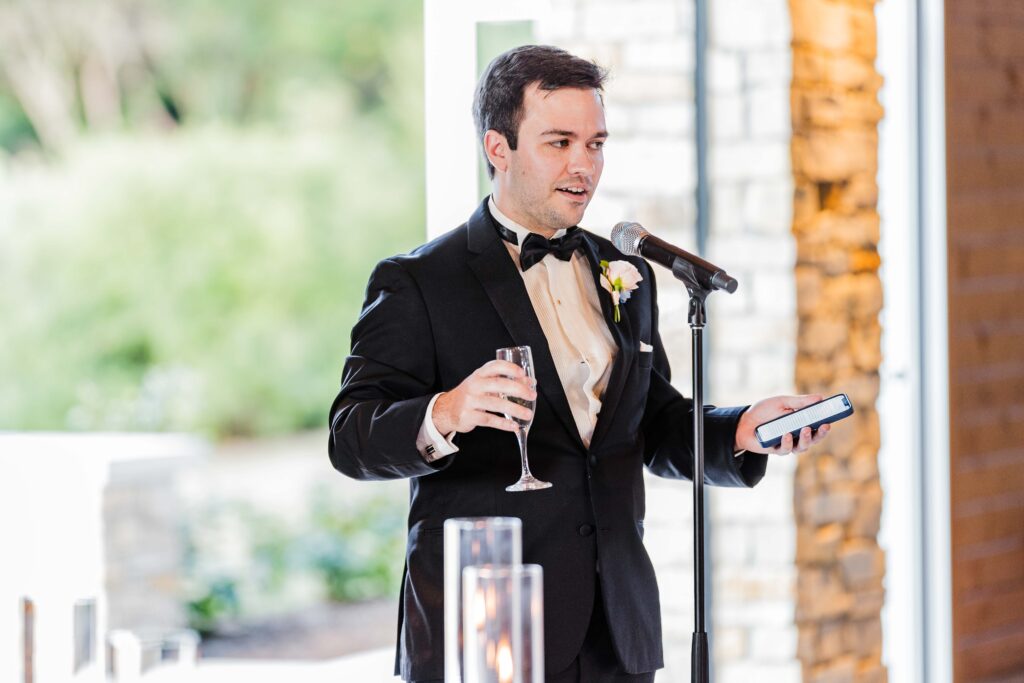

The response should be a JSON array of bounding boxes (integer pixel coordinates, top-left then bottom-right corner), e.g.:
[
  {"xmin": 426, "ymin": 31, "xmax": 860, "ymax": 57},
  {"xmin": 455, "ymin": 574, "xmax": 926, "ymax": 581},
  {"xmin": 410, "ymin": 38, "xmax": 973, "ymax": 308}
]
[{"xmin": 462, "ymin": 564, "xmax": 543, "ymax": 683}]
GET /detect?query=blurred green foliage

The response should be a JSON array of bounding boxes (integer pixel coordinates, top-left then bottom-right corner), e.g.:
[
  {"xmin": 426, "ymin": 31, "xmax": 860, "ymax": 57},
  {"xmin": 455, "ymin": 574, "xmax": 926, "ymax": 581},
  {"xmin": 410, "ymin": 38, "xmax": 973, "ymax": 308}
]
[
  {"xmin": 187, "ymin": 578, "xmax": 241, "ymax": 637},
  {"xmin": 183, "ymin": 487, "xmax": 406, "ymax": 634},
  {"xmin": 0, "ymin": 0, "xmax": 427, "ymax": 437},
  {"xmin": 156, "ymin": 0, "xmax": 423, "ymax": 129},
  {"xmin": 0, "ymin": 0, "xmax": 424, "ymax": 151},
  {"xmin": 306, "ymin": 488, "xmax": 406, "ymax": 602}
]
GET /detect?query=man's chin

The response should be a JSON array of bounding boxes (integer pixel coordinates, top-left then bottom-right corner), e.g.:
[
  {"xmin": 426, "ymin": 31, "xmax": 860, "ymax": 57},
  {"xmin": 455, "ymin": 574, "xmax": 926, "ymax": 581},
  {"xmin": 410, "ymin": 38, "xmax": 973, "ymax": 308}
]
[{"xmin": 553, "ymin": 202, "xmax": 588, "ymax": 229}]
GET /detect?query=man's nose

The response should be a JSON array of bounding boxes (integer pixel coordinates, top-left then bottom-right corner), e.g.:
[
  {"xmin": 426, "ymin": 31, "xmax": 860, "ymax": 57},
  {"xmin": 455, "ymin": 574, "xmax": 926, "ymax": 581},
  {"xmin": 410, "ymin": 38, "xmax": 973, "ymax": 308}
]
[{"xmin": 567, "ymin": 143, "xmax": 596, "ymax": 176}]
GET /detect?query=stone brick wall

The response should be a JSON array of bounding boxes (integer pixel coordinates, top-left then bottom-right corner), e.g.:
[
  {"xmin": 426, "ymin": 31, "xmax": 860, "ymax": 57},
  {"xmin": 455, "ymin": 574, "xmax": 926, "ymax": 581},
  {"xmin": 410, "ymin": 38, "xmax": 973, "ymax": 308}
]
[
  {"xmin": 705, "ymin": 0, "xmax": 801, "ymax": 680},
  {"xmin": 788, "ymin": 0, "xmax": 887, "ymax": 681},
  {"xmin": 103, "ymin": 459, "xmax": 192, "ymax": 632},
  {"xmin": 536, "ymin": 1, "xmax": 801, "ymax": 680}
]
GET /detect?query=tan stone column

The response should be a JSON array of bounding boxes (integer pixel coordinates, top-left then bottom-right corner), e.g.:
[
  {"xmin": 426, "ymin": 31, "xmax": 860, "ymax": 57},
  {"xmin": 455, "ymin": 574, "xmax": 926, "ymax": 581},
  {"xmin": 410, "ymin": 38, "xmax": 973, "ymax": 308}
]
[{"xmin": 788, "ymin": 1, "xmax": 887, "ymax": 681}]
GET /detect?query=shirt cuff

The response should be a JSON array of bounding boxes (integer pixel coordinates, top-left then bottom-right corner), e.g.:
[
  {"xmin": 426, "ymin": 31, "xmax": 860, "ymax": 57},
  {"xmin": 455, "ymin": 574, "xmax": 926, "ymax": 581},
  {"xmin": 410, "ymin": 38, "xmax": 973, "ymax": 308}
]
[{"xmin": 417, "ymin": 393, "xmax": 459, "ymax": 462}]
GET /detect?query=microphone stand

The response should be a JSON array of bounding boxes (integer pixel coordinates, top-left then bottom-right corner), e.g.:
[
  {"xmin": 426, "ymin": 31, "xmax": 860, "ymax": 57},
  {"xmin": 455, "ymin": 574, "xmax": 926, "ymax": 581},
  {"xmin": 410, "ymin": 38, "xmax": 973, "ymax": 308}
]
[{"xmin": 670, "ymin": 257, "xmax": 715, "ymax": 683}]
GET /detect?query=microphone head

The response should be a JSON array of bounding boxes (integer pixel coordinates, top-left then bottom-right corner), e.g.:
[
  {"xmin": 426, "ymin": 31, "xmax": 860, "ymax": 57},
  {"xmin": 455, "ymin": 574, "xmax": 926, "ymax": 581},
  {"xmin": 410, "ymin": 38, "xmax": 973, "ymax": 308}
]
[{"xmin": 611, "ymin": 221, "xmax": 647, "ymax": 256}]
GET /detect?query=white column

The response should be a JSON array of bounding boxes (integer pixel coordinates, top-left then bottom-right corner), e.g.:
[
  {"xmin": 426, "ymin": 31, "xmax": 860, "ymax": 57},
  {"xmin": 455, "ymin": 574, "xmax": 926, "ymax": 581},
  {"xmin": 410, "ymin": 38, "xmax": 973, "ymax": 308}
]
[{"xmin": 423, "ymin": 0, "xmax": 550, "ymax": 238}]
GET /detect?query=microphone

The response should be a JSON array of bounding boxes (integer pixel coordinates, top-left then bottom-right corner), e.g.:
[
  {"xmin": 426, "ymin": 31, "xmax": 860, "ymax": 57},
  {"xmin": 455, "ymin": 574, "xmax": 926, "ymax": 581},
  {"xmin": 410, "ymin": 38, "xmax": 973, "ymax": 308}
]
[{"xmin": 611, "ymin": 222, "xmax": 738, "ymax": 294}]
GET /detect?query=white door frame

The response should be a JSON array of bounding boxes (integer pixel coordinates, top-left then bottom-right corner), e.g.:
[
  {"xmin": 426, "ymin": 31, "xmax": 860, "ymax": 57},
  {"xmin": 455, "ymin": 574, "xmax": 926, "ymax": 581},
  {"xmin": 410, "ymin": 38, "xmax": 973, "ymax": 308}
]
[{"xmin": 877, "ymin": 0, "xmax": 951, "ymax": 681}]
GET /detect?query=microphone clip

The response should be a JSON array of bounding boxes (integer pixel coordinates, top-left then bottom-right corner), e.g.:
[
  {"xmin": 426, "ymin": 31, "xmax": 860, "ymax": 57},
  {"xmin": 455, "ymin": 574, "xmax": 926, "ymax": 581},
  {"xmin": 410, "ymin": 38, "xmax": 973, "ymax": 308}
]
[{"xmin": 671, "ymin": 257, "xmax": 711, "ymax": 327}]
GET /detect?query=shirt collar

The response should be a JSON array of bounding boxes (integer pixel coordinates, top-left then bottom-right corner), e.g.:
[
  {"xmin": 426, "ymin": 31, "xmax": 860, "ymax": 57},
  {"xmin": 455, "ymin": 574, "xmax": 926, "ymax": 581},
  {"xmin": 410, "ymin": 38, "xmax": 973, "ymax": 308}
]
[{"xmin": 488, "ymin": 196, "xmax": 568, "ymax": 252}]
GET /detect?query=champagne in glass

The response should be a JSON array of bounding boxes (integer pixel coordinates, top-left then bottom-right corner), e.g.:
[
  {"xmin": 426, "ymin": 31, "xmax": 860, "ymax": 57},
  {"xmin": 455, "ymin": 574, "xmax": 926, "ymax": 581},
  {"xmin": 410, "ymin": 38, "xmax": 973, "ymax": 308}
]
[{"xmin": 496, "ymin": 345, "xmax": 552, "ymax": 492}]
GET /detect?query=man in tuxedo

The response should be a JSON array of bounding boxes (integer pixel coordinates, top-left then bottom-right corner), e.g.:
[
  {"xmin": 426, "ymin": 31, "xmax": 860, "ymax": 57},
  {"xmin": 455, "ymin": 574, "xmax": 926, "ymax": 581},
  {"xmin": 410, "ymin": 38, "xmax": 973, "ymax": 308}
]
[{"xmin": 329, "ymin": 45, "xmax": 829, "ymax": 683}]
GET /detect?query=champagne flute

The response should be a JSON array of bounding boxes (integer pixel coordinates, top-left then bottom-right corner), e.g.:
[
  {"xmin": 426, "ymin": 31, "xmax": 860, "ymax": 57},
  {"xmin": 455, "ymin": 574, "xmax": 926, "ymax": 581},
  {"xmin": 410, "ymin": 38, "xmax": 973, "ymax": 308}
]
[{"xmin": 496, "ymin": 345, "xmax": 552, "ymax": 492}]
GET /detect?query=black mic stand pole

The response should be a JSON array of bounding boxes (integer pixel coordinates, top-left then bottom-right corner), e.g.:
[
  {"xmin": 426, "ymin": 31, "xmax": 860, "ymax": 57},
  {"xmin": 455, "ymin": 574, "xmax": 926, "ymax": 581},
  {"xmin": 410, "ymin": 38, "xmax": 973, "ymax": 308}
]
[
  {"xmin": 671, "ymin": 257, "xmax": 714, "ymax": 683},
  {"xmin": 691, "ymin": 0, "xmax": 712, "ymax": 674}
]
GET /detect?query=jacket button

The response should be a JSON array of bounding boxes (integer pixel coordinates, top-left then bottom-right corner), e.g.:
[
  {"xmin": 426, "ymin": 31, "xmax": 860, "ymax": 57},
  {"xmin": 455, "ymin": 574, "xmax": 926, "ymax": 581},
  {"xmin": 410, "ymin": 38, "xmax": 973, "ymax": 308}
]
[
  {"xmin": 588, "ymin": 455, "xmax": 598, "ymax": 467},
  {"xmin": 578, "ymin": 524, "xmax": 594, "ymax": 537}
]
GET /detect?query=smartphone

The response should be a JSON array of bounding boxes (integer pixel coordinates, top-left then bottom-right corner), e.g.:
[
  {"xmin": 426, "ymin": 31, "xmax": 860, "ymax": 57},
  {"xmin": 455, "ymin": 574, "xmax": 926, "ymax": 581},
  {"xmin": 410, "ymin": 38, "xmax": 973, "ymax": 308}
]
[{"xmin": 754, "ymin": 393, "xmax": 854, "ymax": 449}]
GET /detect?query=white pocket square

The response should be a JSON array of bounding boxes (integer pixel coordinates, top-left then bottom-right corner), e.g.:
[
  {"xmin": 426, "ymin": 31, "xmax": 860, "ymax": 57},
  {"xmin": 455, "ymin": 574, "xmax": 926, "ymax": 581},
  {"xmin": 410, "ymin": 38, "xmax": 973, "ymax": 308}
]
[{"xmin": 639, "ymin": 341, "xmax": 654, "ymax": 353}]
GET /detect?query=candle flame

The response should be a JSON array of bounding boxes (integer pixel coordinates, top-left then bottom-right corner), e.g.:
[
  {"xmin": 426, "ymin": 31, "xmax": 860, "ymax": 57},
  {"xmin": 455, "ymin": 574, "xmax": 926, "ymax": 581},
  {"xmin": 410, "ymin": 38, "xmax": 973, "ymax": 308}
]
[
  {"xmin": 497, "ymin": 637, "xmax": 514, "ymax": 683},
  {"xmin": 472, "ymin": 588, "xmax": 487, "ymax": 630}
]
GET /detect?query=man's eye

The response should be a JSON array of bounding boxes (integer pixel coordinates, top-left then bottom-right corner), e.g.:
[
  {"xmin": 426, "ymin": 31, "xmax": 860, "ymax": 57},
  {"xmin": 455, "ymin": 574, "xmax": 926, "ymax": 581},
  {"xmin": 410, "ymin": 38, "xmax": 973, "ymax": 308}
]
[
  {"xmin": 551, "ymin": 139, "xmax": 569, "ymax": 148},
  {"xmin": 589, "ymin": 140, "xmax": 605, "ymax": 150}
]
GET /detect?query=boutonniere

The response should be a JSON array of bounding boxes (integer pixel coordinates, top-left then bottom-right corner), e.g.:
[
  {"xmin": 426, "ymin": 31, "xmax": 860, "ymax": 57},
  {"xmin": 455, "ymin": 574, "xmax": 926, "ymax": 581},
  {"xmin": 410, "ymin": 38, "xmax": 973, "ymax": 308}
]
[{"xmin": 599, "ymin": 260, "xmax": 643, "ymax": 323}]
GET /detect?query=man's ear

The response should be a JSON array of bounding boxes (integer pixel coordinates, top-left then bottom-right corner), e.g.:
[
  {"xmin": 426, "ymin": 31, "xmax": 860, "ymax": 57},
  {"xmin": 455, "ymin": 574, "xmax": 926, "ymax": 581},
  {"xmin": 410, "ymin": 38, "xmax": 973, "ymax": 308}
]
[{"xmin": 483, "ymin": 130, "xmax": 510, "ymax": 174}]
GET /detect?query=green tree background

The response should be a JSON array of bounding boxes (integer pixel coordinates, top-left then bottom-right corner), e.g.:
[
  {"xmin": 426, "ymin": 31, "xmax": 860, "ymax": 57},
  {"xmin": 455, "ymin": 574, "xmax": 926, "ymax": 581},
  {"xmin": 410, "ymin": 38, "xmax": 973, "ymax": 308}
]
[{"xmin": 0, "ymin": 0, "xmax": 426, "ymax": 437}]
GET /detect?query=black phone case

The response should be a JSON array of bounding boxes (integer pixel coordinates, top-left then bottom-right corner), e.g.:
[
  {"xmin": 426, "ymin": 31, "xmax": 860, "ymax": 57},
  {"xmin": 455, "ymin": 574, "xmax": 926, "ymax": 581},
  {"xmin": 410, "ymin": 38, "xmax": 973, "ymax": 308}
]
[{"xmin": 754, "ymin": 393, "xmax": 854, "ymax": 449}]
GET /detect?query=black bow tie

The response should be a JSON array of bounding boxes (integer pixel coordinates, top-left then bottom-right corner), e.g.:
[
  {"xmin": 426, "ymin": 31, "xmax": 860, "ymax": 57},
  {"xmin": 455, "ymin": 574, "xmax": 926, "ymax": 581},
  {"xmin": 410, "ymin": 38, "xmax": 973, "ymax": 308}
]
[{"xmin": 497, "ymin": 224, "xmax": 585, "ymax": 271}]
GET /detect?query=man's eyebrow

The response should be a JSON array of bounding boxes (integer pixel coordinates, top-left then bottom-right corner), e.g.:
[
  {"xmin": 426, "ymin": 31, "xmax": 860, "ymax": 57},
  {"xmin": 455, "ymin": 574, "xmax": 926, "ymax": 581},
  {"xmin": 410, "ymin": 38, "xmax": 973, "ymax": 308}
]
[{"xmin": 540, "ymin": 129, "xmax": 610, "ymax": 139}]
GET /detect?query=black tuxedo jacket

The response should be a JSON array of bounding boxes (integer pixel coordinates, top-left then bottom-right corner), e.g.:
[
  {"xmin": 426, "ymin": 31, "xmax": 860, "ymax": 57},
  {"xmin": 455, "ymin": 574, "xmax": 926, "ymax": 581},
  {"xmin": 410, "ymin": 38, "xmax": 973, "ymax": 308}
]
[{"xmin": 328, "ymin": 199, "xmax": 767, "ymax": 681}]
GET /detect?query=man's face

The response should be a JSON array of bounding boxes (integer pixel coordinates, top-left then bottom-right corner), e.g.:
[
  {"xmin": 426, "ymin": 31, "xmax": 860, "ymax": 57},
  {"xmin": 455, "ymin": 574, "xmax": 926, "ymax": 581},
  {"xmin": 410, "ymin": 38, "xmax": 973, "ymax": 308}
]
[{"xmin": 490, "ymin": 84, "xmax": 607, "ymax": 237}]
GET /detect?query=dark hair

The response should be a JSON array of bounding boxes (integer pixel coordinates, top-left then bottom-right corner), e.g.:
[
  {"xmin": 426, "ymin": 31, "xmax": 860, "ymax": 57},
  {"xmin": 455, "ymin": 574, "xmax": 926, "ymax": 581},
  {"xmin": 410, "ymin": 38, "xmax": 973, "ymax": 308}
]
[{"xmin": 472, "ymin": 45, "xmax": 608, "ymax": 179}]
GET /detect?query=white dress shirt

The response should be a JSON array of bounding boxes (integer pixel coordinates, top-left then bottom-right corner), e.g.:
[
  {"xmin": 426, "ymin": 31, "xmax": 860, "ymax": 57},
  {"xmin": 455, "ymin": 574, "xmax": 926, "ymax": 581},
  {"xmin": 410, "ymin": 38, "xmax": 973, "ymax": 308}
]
[{"xmin": 417, "ymin": 198, "xmax": 619, "ymax": 459}]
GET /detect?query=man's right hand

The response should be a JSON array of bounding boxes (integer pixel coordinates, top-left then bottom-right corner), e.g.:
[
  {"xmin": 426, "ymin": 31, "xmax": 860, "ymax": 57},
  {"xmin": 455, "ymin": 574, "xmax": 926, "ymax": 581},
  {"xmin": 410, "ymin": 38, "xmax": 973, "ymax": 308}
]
[{"xmin": 431, "ymin": 360, "xmax": 537, "ymax": 435}]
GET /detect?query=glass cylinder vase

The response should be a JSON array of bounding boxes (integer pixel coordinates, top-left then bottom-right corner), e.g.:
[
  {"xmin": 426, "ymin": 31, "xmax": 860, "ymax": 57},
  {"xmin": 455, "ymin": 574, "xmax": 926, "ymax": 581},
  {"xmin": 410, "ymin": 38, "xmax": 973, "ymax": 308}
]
[
  {"xmin": 462, "ymin": 564, "xmax": 544, "ymax": 683},
  {"xmin": 444, "ymin": 517, "xmax": 522, "ymax": 683}
]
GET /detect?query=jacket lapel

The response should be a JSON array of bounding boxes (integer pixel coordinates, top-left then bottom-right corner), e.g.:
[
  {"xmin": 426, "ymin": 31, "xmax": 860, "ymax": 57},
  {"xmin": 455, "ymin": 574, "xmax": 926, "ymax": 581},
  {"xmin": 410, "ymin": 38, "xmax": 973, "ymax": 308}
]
[
  {"xmin": 466, "ymin": 202, "xmax": 585, "ymax": 450},
  {"xmin": 580, "ymin": 234, "xmax": 634, "ymax": 452}
]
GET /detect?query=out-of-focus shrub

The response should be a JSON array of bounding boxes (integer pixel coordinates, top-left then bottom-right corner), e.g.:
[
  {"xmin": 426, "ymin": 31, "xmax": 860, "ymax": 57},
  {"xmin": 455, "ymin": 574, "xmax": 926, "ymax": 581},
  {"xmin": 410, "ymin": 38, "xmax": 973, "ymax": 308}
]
[
  {"xmin": 0, "ymin": 122, "xmax": 424, "ymax": 436},
  {"xmin": 0, "ymin": 0, "xmax": 427, "ymax": 437},
  {"xmin": 305, "ymin": 488, "xmax": 407, "ymax": 602},
  {"xmin": 187, "ymin": 578, "xmax": 241, "ymax": 637},
  {"xmin": 182, "ymin": 486, "xmax": 405, "ymax": 635}
]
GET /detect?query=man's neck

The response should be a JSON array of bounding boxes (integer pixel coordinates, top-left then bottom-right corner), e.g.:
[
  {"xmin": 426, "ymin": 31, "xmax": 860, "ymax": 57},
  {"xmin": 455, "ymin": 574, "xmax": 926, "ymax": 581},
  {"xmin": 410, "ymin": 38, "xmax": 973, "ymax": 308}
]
[
  {"xmin": 490, "ymin": 190, "xmax": 558, "ymax": 239},
  {"xmin": 489, "ymin": 195, "xmax": 567, "ymax": 242}
]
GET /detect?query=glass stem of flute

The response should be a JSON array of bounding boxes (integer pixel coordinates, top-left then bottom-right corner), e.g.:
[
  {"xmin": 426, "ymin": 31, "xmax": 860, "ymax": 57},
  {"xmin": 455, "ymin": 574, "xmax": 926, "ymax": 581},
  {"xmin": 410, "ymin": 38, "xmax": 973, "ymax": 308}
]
[{"xmin": 515, "ymin": 425, "xmax": 531, "ymax": 479}]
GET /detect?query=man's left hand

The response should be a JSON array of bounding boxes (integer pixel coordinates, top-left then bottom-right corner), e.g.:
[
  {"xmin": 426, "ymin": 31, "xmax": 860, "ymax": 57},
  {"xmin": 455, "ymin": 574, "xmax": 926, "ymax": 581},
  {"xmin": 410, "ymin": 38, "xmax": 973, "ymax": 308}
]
[{"xmin": 734, "ymin": 394, "xmax": 832, "ymax": 455}]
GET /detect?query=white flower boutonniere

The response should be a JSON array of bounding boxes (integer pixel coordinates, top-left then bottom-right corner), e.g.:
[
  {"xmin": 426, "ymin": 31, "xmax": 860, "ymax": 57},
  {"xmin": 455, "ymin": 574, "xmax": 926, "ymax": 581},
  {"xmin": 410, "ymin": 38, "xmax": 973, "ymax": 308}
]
[{"xmin": 599, "ymin": 259, "xmax": 643, "ymax": 323}]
